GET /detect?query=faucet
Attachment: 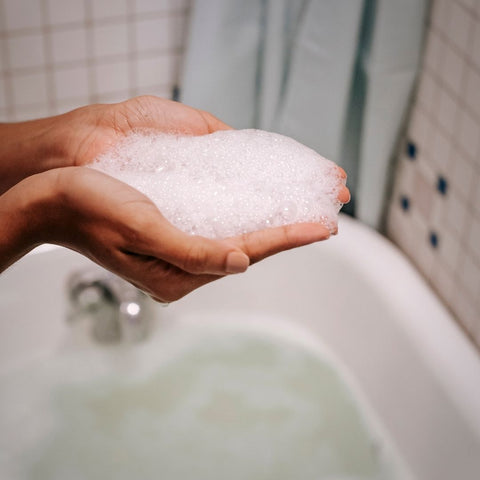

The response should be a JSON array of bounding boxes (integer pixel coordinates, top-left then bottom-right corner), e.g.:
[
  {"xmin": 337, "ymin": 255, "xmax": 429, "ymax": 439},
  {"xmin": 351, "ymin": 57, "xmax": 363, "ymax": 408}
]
[{"xmin": 67, "ymin": 268, "xmax": 156, "ymax": 344}]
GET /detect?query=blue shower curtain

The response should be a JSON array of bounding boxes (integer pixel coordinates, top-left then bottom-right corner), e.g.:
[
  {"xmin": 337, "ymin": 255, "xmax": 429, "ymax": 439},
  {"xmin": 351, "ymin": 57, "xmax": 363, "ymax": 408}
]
[{"xmin": 181, "ymin": 0, "xmax": 427, "ymax": 229}]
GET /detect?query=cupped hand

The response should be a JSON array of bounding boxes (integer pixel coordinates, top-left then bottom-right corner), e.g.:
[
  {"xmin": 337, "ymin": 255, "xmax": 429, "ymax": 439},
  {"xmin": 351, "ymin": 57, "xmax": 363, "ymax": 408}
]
[
  {"xmin": 0, "ymin": 96, "xmax": 349, "ymax": 302},
  {"xmin": 0, "ymin": 167, "xmax": 336, "ymax": 302},
  {"xmin": 0, "ymin": 96, "xmax": 233, "ymax": 195},
  {"xmin": 62, "ymin": 96, "xmax": 232, "ymax": 168}
]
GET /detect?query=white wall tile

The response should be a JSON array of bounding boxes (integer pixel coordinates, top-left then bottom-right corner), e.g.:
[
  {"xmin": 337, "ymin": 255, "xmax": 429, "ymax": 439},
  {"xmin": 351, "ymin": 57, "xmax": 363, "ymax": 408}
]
[
  {"xmin": 438, "ymin": 228, "xmax": 462, "ymax": 273},
  {"xmin": 430, "ymin": 262, "xmax": 455, "ymax": 306},
  {"xmin": 429, "ymin": 129, "xmax": 451, "ymax": 172},
  {"xmin": 94, "ymin": 61, "xmax": 130, "ymax": 95},
  {"xmin": 407, "ymin": 212, "xmax": 435, "ymax": 277},
  {"xmin": 134, "ymin": 0, "xmax": 171, "ymax": 14},
  {"xmin": 92, "ymin": 0, "xmax": 128, "ymax": 20},
  {"xmin": 7, "ymin": 34, "xmax": 45, "ymax": 69},
  {"xmin": 447, "ymin": 1, "xmax": 474, "ymax": 54},
  {"xmin": 451, "ymin": 152, "xmax": 475, "ymax": 200},
  {"xmin": 424, "ymin": 30, "xmax": 444, "ymax": 73},
  {"xmin": 444, "ymin": 192, "xmax": 468, "ymax": 235},
  {"xmin": 431, "ymin": 0, "xmax": 451, "ymax": 35},
  {"xmin": 467, "ymin": 215, "xmax": 480, "ymax": 262},
  {"xmin": 441, "ymin": 44, "xmax": 466, "ymax": 97},
  {"xmin": 3, "ymin": 0, "xmax": 42, "ymax": 31},
  {"xmin": 408, "ymin": 108, "xmax": 432, "ymax": 155},
  {"xmin": 12, "ymin": 71, "xmax": 48, "ymax": 107},
  {"xmin": 135, "ymin": 84, "xmax": 172, "ymax": 99},
  {"xmin": 96, "ymin": 90, "xmax": 130, "ymax": 104},
  {"xmin": 450, "ymin": 281, "xmax": 478, "ymax": 334},
  {"xmin": 457, "ymin": 0, "xmax": 476, "ymax": 11},
  {"xmin": 472, "ymin": 171, "xmax": 480, "ymax": 214},
  {"xmin": 398, "ymin": 155, "xmax": 416, "ymax": 192},
  {"xmin": 464, "ymin": 65, "xmax": 480, "ymax": 119},
  {"xmin": 54, "ymin": 66, "xmax": 89, "ymax": 101},
  {"xmin": 417, "ymin": 73, "xmax": 436, "ymax": 113},
  {"xmin": 51, "ymin": 28, "xmax": 88, "ymax": 64},
  {"xmin": 458, "ymin": 108, "xmax": 480, "ymax": 159},
  {"xmin": 387, "ymin": 205, "xmax": 412, "ymax": 253},
  {"xmin": 471, "ymin": 19, "xmax": 480, "ymax": 71},
  {"xmin": 12, "ymin": 105, "xmax": 50, "ymax": 121},
  {"xmin": 93, "ymin": 23, "xmax": 129, "ymax": 58},
  {"xmin": 46, "ymin": 0, "xmax": 85, "ymax": 26},
  {"xmin": 136, "ymin": 55, "xmax": 174, "ymax": 88},
  {"xmin": 459, "ymin": 250, "xmax": 480, "ymax": 299},
  {"xmin": 171, "ymin": 0, "xmax": 191, "ymax": 10},
  {"xmin": 135, "ymin": 17, "xmax": 170, "ymax": 52},
  {"xmin": 54, "ymin": 98, "xmax": 90, "ymax": 114},
  {"xmin": 436, "ymin": 87, "xmax": 458, "ymax": 136}
]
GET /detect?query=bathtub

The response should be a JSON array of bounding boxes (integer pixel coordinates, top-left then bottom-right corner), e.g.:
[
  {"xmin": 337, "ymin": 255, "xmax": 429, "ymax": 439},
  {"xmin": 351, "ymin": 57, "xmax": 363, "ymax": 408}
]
[{"xmin": 0, "ymin": 213, "xmax": 479, "ymax": 480}]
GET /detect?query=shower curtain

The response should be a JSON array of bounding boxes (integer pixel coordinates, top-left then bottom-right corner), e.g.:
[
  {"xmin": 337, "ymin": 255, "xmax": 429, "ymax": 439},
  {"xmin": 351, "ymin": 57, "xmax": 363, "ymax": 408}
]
[{"xmin": 181, "ymin": 0, "xmax": 428, "ymax": 229}]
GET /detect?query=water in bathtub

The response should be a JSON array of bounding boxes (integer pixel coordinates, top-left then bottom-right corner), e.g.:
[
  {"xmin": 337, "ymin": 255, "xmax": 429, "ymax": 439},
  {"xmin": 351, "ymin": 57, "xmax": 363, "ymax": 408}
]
[{"xmin": 0, "ymin": 314, "xmax": 409, "ymax": 480}]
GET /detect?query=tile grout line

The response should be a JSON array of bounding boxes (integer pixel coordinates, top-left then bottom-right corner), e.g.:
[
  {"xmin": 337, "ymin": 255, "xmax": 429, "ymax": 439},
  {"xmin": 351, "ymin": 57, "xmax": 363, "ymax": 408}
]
[
  {"xmin": 40, "ymin": 0, "xmax": 56, "ymax": 116},
  {"xmin": 0, "ymin": 0, "xmax": 15, "ymax": 120},
  {"xmin": 84, "ymin": 0, "xmax": 96, "ymax": 104}
]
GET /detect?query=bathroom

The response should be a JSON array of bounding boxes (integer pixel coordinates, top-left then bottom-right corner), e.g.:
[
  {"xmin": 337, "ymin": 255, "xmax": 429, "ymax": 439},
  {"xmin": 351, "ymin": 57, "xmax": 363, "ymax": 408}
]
[{"xmin": 1, "ymin": 0, "xmax": 480, "ymax": 479}]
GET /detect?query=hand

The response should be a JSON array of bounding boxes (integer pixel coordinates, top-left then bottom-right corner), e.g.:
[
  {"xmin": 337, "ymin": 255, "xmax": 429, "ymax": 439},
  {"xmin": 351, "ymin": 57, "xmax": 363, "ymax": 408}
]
[
  {"xmin": 0, "ymin": 96, "xmax": 231, "ymax": 194},
  {"xmin": 0, "ymin": 167, "xmax": 336, "ymax": 302},
  {"xmin": 0, "ymin": 96, "xmax": 349, "ymax": 302}
]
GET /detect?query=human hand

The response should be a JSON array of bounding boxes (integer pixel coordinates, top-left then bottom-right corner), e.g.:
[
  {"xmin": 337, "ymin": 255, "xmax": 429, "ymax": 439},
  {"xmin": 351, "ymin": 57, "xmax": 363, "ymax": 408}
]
[
  {"xmin": 0, "ymin": 167, "xmax": 339, "ymax": 302},
  {"xmin": 0, "ymin": 96, "xmax": 349, "ymax": 302},
  {"xmin": 0, "ymin": 96, "xmax": 230, "ymax": 194}
]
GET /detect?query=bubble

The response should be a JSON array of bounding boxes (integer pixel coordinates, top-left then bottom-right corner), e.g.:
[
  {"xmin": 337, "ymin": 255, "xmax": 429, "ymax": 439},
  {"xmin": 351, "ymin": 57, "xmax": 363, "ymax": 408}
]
[{"xmin": 90, "ymin": 129, "xmax": 346, "ymax": 238}]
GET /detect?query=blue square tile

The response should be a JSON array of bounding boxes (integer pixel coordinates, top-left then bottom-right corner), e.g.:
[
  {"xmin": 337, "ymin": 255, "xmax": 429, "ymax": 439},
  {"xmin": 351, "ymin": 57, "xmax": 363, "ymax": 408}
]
[
  {"xmin": 400, "ymin": 195, "xmax": 410, "ymax": 211},
  {"xmin": 429, "ymin": 231, "xmax": 439, "ymax": 248},
  {"xmin": 406, "ymin": 141, "xmax": 417, "ymax": 160},
  {"xmin": 437, "ymin": 175, "xmax": 448, "ymax": 195}
]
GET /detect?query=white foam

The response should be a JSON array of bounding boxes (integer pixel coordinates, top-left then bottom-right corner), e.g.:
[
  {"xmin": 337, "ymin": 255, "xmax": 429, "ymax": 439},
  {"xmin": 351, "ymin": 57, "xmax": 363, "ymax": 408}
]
[{"xmin": 90, "ymin": 129, "xmax": 346, "ymax": 238}]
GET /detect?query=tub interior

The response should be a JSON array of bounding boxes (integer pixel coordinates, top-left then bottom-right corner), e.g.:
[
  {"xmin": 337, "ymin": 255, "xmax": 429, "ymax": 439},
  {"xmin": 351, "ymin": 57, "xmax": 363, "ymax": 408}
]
[
  {"xmin": 1, "ymin": 215, "xmax": 479, "ymax": 480},
  {"xmin": 0, "ymin": 316, "xmax": 405, "ymax": 480}
]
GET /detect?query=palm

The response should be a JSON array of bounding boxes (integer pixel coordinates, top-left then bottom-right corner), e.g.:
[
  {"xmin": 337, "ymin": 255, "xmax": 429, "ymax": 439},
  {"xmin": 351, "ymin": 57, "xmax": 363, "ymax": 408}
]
[{"xmin": 68, "ymin": 96, "xmax": 230, "ymax": 167}]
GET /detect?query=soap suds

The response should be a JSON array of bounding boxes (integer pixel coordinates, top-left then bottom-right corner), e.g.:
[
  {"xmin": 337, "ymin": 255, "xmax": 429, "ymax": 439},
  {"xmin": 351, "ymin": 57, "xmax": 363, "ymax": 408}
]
[{"xmin": 91, "ymin": 129, "xmax": 346, "ymax": 238}]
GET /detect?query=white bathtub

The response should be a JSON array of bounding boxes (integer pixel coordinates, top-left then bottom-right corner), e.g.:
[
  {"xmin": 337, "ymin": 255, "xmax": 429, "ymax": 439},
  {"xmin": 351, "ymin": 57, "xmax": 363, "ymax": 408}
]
[{"xmin": 1, "ymin": 214, "xmax": 479, "ymax": 480}]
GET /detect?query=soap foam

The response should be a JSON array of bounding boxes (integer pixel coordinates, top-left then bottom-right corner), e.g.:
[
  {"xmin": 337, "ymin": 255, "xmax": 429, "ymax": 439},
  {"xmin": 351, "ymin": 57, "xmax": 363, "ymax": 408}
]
[{"xmin": 91, "ymin": 129, "xmax": 346, "ymax": 238}]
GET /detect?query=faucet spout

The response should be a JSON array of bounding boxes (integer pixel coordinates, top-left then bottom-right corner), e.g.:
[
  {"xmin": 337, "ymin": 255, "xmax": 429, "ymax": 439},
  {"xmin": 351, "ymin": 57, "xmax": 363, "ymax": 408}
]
[{"xmin": 67, "ymin": 269, "xmax": 154, "ymax": 344}]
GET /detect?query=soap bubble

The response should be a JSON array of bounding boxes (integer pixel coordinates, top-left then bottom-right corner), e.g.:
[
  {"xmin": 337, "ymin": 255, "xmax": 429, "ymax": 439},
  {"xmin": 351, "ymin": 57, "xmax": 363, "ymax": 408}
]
[{"xmin": 91, "ymin": 129, "xmax": 345, "ymax": 238}]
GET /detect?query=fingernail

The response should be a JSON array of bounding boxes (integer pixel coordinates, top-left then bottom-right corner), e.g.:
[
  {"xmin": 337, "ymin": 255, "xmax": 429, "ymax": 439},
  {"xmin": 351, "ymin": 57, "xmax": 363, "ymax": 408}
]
[{"xmin": 226, "ymin": 251, "xmax": 250, "ymax": 274}]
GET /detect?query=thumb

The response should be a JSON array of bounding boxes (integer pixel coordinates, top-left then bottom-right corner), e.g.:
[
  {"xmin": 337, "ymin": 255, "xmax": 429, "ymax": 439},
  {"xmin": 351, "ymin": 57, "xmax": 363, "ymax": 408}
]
[{"xmin": 136, "ymin": 215, "xmax": 250, "ymax": 275}]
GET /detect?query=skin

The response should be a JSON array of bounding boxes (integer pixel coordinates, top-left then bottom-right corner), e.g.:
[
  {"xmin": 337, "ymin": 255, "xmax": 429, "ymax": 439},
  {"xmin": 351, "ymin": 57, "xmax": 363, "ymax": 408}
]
[{"xmin": 0, "ymin": 96, "xmax": 350, "ymax": 303}]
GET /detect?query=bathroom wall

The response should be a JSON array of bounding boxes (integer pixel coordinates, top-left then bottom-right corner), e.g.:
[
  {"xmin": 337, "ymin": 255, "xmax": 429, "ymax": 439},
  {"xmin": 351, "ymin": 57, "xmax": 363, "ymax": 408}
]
[
  {"xmin": 0, "ymin": 0, "xmax": 190, "ymax": 122},
  {"xmin": 387, "ymin": 0, "xmax": 480, "ymax": 348}
]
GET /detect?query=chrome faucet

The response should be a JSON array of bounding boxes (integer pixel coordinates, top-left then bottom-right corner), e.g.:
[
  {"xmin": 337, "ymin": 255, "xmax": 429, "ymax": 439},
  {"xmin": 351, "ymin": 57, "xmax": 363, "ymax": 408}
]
[{"xmin": 67, "ymin": 268, "xmax": 155, "ymax": 344}]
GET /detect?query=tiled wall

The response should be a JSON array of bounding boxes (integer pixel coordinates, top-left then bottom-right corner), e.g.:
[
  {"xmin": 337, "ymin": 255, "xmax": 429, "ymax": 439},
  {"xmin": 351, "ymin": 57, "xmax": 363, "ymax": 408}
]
[
  {"xmin": 0, "ymin": 0, "xmax": 190, "ymax": 122},
  {"xmin": 387, "ymin": 0, "xmax": 480, "ymax": 348}
]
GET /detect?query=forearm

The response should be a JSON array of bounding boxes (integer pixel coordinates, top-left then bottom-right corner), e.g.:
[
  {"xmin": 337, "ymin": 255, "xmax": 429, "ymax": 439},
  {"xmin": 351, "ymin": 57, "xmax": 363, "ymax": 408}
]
[
  {"xmin": 0, "ymin": 171, "xmax": 58, "ymax": 272},
  {"xmin": 0, "ymin": 115, "xmax": 74, "ymax": 194}
]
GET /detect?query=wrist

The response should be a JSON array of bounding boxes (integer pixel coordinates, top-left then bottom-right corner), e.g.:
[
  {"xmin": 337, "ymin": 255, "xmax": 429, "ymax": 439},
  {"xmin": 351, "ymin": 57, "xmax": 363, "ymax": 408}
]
[
  {"xmin": 0, "ymin": 170, "xmax": 62, "ymax": 271},
  {"xmin": 0, "ymin": 116, "xmax": 73, "ymax": 194}
]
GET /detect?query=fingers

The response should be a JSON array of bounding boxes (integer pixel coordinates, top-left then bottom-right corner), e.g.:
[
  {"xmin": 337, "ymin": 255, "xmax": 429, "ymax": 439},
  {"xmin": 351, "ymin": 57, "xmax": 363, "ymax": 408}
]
[
  {"xmin": 133, "ymin": 213, "xmax": 250, "ymax": 276},
  {"xmin": 120, "ymin": 222, "xmax": 332, "ymax": 303},
  {"xmin": 338, "ymin": 185, "xmax": 350, "ymax": 204},
  {"xmin": 121, "ymin": 255, "xmax": 220, "ymax": 303},
  {"xmin": 197, "ymin": 109, "xmax": 233, "ymax": 133},
  {"xmin": 227, "ymin": 223, "xmax": 331, "ymax": 265},
  {"xmin": 337, "ymin": 166, "xmax": 347, "ymax": 179}
]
